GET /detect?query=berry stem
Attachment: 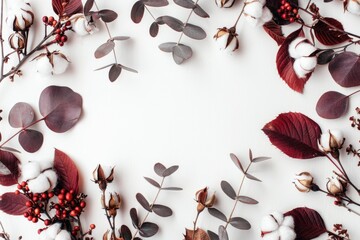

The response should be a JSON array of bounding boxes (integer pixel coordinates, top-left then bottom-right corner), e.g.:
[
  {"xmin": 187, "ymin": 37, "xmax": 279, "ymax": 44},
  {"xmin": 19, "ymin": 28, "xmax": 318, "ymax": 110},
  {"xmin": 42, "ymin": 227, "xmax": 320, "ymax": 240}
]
[{"xmin": 177, "ymin": 0, "xmax": 200, "ymax": 45}]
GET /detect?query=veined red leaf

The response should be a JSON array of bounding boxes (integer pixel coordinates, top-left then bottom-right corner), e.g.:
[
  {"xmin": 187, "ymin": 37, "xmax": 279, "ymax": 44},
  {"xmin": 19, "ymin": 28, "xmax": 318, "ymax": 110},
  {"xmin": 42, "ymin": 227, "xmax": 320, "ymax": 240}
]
[
  {"xmin": 0, "ymin": 192, "xmax": 29, "ymax": 215},
  {"xmin": 328, "ymin": 52, "xmax": 360, "ymax": 87},
  {"xmin": 19, "ymin": 129, "xmax": 44, "ymax": 153},
  {"xmin": 263, "ymin": 21, "xmax": 285, "ymax": 46},
  {"xmin": 316, "ymin": 91, "xmax": 349, "ymax": 119},
  {"xmin": 9, "ymin": 102, "xmax": 35, "ymax": 128},
  {"xmin": 285, "ymin": 207, "xmax": 326, "ymax": 239},
  {"xmin": 276, "ymin": 28, "xmax": 311, "ymax": 93},
  {"xmin": 313, "ymin": 18, "xmax": 351, "ymax": 46},
  {"xmin": 262, "ymin": 112, "xmax": 324, "ymax": 159},
  {"xmin": 53, "ymin": 149, "xmax": 79, "ymax": 193},
  {"xmin": 0, "ymin": 150, "xmax": 20, "ymax": 186},
  {"xmin": 52, "ymin": 0, "xmax": 83, "ymax": 17}
]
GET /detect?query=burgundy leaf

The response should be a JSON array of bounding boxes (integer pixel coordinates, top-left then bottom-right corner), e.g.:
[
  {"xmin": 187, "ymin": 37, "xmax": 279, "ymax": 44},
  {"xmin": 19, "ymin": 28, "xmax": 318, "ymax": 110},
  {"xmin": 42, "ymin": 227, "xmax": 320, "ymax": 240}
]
[
  {"xmin": 263, "ymin": 21, "xmax": 285, "ymax": 46},
  {"xmin": 52, "ymin": 0, "xmax": 83, "ymax": 17},
  {"xmin": 262, "ymin": 112, "xmax": 325, "ymax": 159},
  {"xmin": 39, "ymin": 85, "xmax": 83, "ymax": 133},
  {"xmin": 52, "ymin": 0, "xmax": 62, "ymax": 16},
  {"xmin": 112, "ymin": 36, "xmax": 130, "ymax": 41},
  {"xmin": 0, "ymin": 192, "xmax": 29, "ymax": 215},
  {"xmin": 328, "ymin": 52, "xmax": 360, "ymax": 87},
  {"xmin": 95, "ymin": 41, "xmax": 115, "ymax": 58},
  {"xmin": 229, "ymin": 153, "xmax": 244, "ymax": 173},
  {"xmin": 139, "ymin": 222, "xmax": 159, "ymax": 237},
  {"xmin": 276, "ymin": 28, "xmax": 311, "ymax": 93},
  {"xmin": 98, "ymin": 9, "xmax": 118, "ymax": 22},
  {"xmin": 109, "ymin": 64, "xmax": 122, "ymax": 82},
  {"xmin": 130, "ymin": 208, "xmax": 140, "ymax": 228},
  {"xmin": 142, "ymin": 0, "xmax": 169, "ymax": 7},
  {"xmin": 154, "ymin": 162, "xmax": 166, "ymax": 176},
  {"xmin": 218, "ymin": 226, "xmax": 228, "ymax": 240},
  {"xmin": 149, "ymin": 22, "xmax": 159, "ymax": 37},
  {"xmin": 229, "ymin": 217, "xmax": 251, "ymax": 230},
  {"xmin": 152, "ymin": 204, "xmax": 172, "ymax": 217},
  {"xmin": 207, "ymin": 230, "xmax": 219, "ymax": 240},
  {"xmin": 183, "ymin": 24, "xmax": 207, "ymax": 40},
  {"xmin": 19, "ymin": 130, "xmax": 44, "ymax": 153},
  {"xmin": 160, "ymin": 16, "xmax": 184, "ymax": 32},
  {"xmin": 220, "ymin": 180, "xmax": 236, "ymax": 200},
  {"xmin": 159, "ymin": 42, "xmax": 177, "ymax": 52},
  {"xmin": 9, "ymin": 102, "xmax": 35, "ymax": 128},
  {"xmin": 266, "ymin": 0, "xmax": 298, "ymax": 25},
  {"xmin": 53, "ymin": 149, "xmax": 79, "ymax": 193},
  {"xmin": 161, "ymin": 187, "xmax": 183, "ymax": 190},
  {"xmin": 131, "ymin": 1, "xmax": 145, "ymax": 23},
  {"xmin": 172, "ymin": 44, "xmax": 193, "ymax": 64},
  {"xmin": 136, "ymin": 193, "xmax": 152, "ymax": 212},
  {"xmin": 316, "ymin": 91, "xmax": 349, "ymax": 119},
  {"xmin": 84, "ymin": 0, "xmax": 94, "ymax": 16},
  {"xmin": 245, "ymin": 173, "xmax": 261, "ymax": 182},
  {"xmin": 208, "ymin": 208, "xmax": 227, "ymax": 222},
  {"xmin": 0, "ymin": 150, "xmax": 21, "ymax": 186},
  {"xmin": 252, "ymin": 156, "xmax": 271, "ymax": 163},
  {"xmin": 313, "ymin": 18, "xmax": 351, "ymax": 46},
  {"xmin": 317, "ymin": 49, "xmax": 335, "ymax": 65},
  {"xmin": 120, "ymin": 225, "xmax": 132, "ymax": 240},
  {"xmin": 144, "ymin": 177, "xmax": 160, "ymax": 188},
  {"xmin": 174, "ymin": 0, "xmax": 195, "ymax": 8},
  {"xmin": 285, "ymin": 207, "xmax": 326, "ymax": 239}
]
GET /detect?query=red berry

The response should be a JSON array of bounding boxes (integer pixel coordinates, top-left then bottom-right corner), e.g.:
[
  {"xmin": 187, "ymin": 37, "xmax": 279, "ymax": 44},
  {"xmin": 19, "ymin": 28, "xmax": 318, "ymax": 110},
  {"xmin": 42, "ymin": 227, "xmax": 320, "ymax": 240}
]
[
  {"xmin": 33, "ymin": 196, "xmax": 38, "ymax": 202},
  {"xmin": 60, "ymin": 189, "xmax": 66, "ymax": 194},
  {"xmin": 17, "ymin": 184, "xmax": 22, "ymax": 190},
  {"xmin": 55, "ymin": 34, "xmax": 62, "ymax": 42},
  {"xmin": 15, "ymin": 190, "xmax": 20, "ymax": 195},
  {"xmin": 289, "ymin": 17, "xmax": 295, "ymax": 22},
  {"xmin": 75, "ymin": 206, "xmax": 81, "ymax": 212},
  {"xmin": 21, "ymin": 181, "xmax": 27, "ymax": 187},
  {"xmin": 73, "ymin": 226, "xmax": 80, "ymax": 231},
  {"xmin": 80, "ymin": 201, "xmax": 86, "ymax": 208},
  {"xmin": 62, "ymin": 213, "xmax": 67, "ymax": 219},
  {"xmin": 38, "ymin": 229, "xmax": 43, "ymax": 234},
  {"xmin": 41, "ymin": 193, "xmax": 47, "ymax": 199},
  {"xmin": 27, "ymin": 216, "xmax": 33, "ymax": 221},
  {"xmin": 65, "ymin": 192, "xmax": 73, "ymax": 201},
  {"xmin": 70, "ymin": 210, "xmax": 78, "ymax": 217},
  {"xmin": 24, "ymin": 212, "xmax": 29, "ymax": 218},
  {"xmin": 48, "ymin": 16, "xmax": 54, "ymax": 22},
  {"xmin": 90, "ymin": 224, "xmax": 96, "ymax": 230},
  {"xmin": 48, "ymin": 192, "xmax": 54, "ymax": 198},
  {"xmin": 281, "ymin": 13, "xmax": 287, "ymax": 19},
  {"xmin": 52, "ymin": 20, "xmax": 58, "ymax": 27},
  {"xmin": 44, "ymin": 219, "xmax": 51, "ymax": 226},
  {"xmin": 58, "ymin": 193, "xmax": 64, "ymax": 200},
  {"xmin": 72, "ymin": 230, "xmax": 77, "ymax": 236},
  {"xmin": 59, "ymin": 42, "xmax": 64, "ymax": 47},
  {"xmin": 42, "ymin": 16, "xmax": 48, "ymax": 23},
  {"xmin": 32, "ymin": 217, "xmax": 38, "ymax": 223},
  {"xmin": 34, "ymin": 208, "xmax": 41, "ymax": 215},
  {"xmin": 66, "ymin": 21, "xmax": 71, "ymax": 26},
  {"xmin": 26, "ymin": 201, "xmax": 33, "ymax": 207}
]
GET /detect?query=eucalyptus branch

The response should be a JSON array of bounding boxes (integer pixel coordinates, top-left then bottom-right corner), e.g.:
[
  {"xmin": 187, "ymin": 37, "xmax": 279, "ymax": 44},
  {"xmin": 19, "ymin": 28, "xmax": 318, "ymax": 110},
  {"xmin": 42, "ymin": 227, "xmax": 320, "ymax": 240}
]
[{"xmin": 177, "ymin": 0, "xmax": 199, "ymax": 45}]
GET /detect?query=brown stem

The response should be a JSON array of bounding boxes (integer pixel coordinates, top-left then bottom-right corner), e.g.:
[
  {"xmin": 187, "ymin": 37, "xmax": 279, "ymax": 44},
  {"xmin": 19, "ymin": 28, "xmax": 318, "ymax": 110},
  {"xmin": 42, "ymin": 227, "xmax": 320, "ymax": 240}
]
[
  {"xmin": 192, "ymin": 211, "xmax": 201, "ymax": 239},
  {"xmin": 327, "ymin": 230, "xmax": 350, "ymax": 240},
  {"xmin": 233, "ymin": 2, "xmax": 247, "ymax": 28},
  {"xmin": 177, "ymin": 0, "xmax": 200, "ymax": 45},
  {"xmin": 101, "ymin": 190, "xmax": 114, "ymax": 231},
  {"xmin": 0, "ymin": 221, "xmax": 10, "ymax": 240}
]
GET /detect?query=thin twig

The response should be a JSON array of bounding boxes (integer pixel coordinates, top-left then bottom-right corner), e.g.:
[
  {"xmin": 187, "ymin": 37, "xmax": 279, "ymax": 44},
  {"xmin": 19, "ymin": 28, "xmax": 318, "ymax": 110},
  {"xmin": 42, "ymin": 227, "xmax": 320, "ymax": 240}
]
[
  {"xmin": 233, "ymin": 2, "xmax": 247, "ymax": 28},
  {"xmin": 145, "ymin": 6, "xmax": 157, "ymax": 21},
  {"xmin": 0, "ymin": 0, "xmax": 5, "ymax": 78},
  {"xmin": 177, "ymin": 0, "xmax": 200, "ymax": 45}
]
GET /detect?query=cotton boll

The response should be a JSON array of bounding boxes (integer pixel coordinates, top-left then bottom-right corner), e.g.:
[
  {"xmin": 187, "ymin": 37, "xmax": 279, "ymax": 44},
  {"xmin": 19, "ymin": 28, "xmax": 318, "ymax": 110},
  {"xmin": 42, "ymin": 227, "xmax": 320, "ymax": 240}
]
[
  {"xmin": 347, "ymin": 0, "xmax": 360, "ymax": 15},
  {"xmin": 27, "ymin": 174, "xmax": 51, "ymax": 193},
  {"xmin": 278, "ymin": 226, "xmax": 296, "ymax": 240},
  {"xmin": 6, "ymin": 1, "xmax": 34, "ymax": 31},
  {"xmin": 55, "ymin": 230, "xmax": 71, "ymax": 240},
  {"xmin": 299, "ymin": 56, "xmax": 317, "ymax": 71},
  {"xmin": 35, "ymin": 56, "xmax": 53, "ymax": 75},
  {"xmin": 71, "ymin": 13, "xmax": 98, "ymax": 36},
  {"xmin": 271, "ymin": 211, "xmax": 284, "ymax": 225},
  {"xmin": 43, "ymin": 170, "xmax": 58, "ymax": 190},
  {"xmin": 293, "ymin": 58, "xmax": 309, "ymax": 78},
  {"xmin": 52, "ymin": 54, "xmax": 70, "ymax": 74},
  {"xmin": 262, "ymin": 231, "xmax": 280, "ymax": 240},
  {"xmin": 261, "ymin": 215, "xmax": 279, "ymax": 232},
  {"xmin": 35, "ymin": 51, "xmax": 70, "ymax": 76},
  {"xmin": 22, "ymin": 161, "xmax": 41, "ymax": 181},
  {"xmin": 214, "ymin": 28, "xmax": 239, "ymax": 53},
  {"xmin": 215, "ymin": 0, "xmax": 236, "ymax": 8},
  {"xmin": 260, "ymin": 7, "xmax": 273, "ymax": 24},
  {"xmin": 244, "ymin": 2, "xmax": 264, "ymax": 18},
  {"xmin": 288, "ymin": 37, "xmax": 306, "ymax": 59},
  {"xmin": 45, "ymin": 223, "xmax": 62, "ymax": 239},
  {"xmin": 38, "ymin": 160, "xmax": 53, "ymax": 171},
  {"xmin": 39, "ymin": 230, "xmax": 52, "ymax": 240},
  {"xmin": 296, "ymin": 42, "xmax": 317, "ymax": 57}
]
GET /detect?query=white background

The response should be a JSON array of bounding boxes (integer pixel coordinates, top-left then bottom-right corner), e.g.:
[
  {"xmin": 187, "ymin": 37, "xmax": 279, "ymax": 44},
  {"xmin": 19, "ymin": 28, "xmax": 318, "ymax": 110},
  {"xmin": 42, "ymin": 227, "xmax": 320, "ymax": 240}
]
[{"xmin": 0, "ymin": 0, "xmax": 360, "ymax": 239}]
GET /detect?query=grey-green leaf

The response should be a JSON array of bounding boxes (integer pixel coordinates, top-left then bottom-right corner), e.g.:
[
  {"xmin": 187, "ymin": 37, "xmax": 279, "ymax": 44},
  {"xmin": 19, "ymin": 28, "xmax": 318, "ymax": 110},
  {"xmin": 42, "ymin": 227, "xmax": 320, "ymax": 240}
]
[
  {"xmin": 154, "ymin": 162, "xmax": 166, "ymax": 176},
  {"xmin": 208, "ymin": 208, "xmax": 227, "ymax": 222},
  {"xmin": 245, "ymin": 173, "xmax": 261, "ymax": 182},
  {"xmin": 94, "ymin": 40, "xmax": 115, "ymax": 58},
  {"xmin": 174, "ymin": 0, "xmax": 195, "ymax": 8},
  {"xmin": 229, "ymin": 217, "xmax": 251, "ymax": 230},
  {"xmin": 220, "ymin": 180, "xmax": 236, "ymax": 200},
  {"xmin": 139, "ymin": 222, "xmax": 159, "ymax": 237},
  {"xmin": 194, "ymin": 5, "xmax": 209, "ymax": 18},
  {"xmin": 159, "ymin": 42, "xmax": 177, "ymax": 52},
  {"xmin": 109, "ymin": 64, "xmax": 121, "ymax": 82},
  {"xmin": 252, "ymin": 157, "xmax": 271, "ymax": 163},
  {"xmin": 183, "ymin": 24, "xmax": 206, "ymax": 40},
  {"xmin": 237, "ymin": 196, "xmax": 258, "ymax": 204},
  {"xmin": 230, "ymin": 153, "xmax": 244, "ymax": 173},
  {"xmin": 162, "ymin": 165, "xmax": 179, "ymax": 177},
  {"xmin": 218, "ymin": 226, "xmax": 228, "ymax": 240},
  {"xmin": 152, "ymin": 204, "xmax": 172, "ymax": 217},
  {"xmin": 208, "ymin": 230, "xmax": 219, "ymax": 240},
  {"xmin": 160, "ymin": 16, "xmax": 184, "ymax": 32},
  {"xmin": 144, "ymin": 177, "xmax": 161, "ymax": 188},
  {"xmin": 136, "ymin": 193, "xmax": 152, "ymax": 212}
]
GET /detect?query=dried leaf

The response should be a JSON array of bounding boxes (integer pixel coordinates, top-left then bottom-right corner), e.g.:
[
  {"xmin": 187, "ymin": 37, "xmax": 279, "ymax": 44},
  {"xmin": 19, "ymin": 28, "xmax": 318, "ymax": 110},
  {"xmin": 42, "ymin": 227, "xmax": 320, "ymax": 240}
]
[
  {"xmin": 144, "ymin": 177, "xmax": 161, "ymax": 188},
  {"xmin": 229, "ymin": 217, "xmax": 251, "ymax": 230},
  {"xmin": 160, "ymin": 16, "xmax": 184, "ymax": 32},
  {"xmin": 220, "ymin": 180, "xmax": 236, "ymax": 200},
  {"xmin": 154, "ymin": 162, "xmax": 166, "ymax": 176},
  {"xmin": 53, "ymin": 149, "xmax": 79, "ymax": 193},
  {"xmin": 95, "ymin": 41, "xmax": 115, "ymax": 59},
  {"xmin": 313, "ymin": 18, "xmax": 351, "ymax": 46},
  {"xmin": 229, "ymin": 153, "xmax": 244, "ymax": 173},
  {"xmin": 39, "ymin": 86, "xmax": 83, "ymax": 133},
  {"xmin": 328, "ymin": 52, "xmax": 360, "ymax": 87},
  {"xmin": 149, "ymin": 22, "xmax": 159, "ymax": 37},
  {"xmin": 262, "ymin": 112, "xmax": 324, "ymax": 159},
  {"xmin": 162, "ymin": 165, "xmax": 179, "ymax": 177},
  {"xmin": 208, "ymin": 208, "xmax": 227, "ymax": 222},
  {"xmin": 98, "ymin": 9, "xmax": 118, "ymax": 22},
  {"xmin": 263, "ymin": 20, "xmax": 285, "ymax": 45},
  {"xmin": 9, "ymin": 102, "xmax": 35, "ymax": 128},
  {"xmin": 183, "ymin": 24, "xmax": 206, "ymax": 40},
  {"xmin": 237, "ymin": 196, "xmax": 258, "ymax": 204},
  {"xmin": 103, "ymin": 230, "xmax": 109, "ymax": 240},
  {"xmin": 109, "ymin": 64, "xmax": 122, "ymax": 82},
  {"xmin": 142, "ymin": 0, "xmax": 169, "ymax": 7},
  {"xmin": 218, "ymin": 226, "xmax": 228, "ymax": 240},
  {"xmin": 139, "ymin": 222, "xmax": 159, "ymax": 237},
  {"xmin": 152, "ymin": 204, "xmax": 172, "ymax": 217},
  {"xmin": 136, "ymin": 193, "xmax": 152, "ymax": 212},
  {"xmin": 284, "ymin": 207, "xmax": 326, "ymax": 239},
  {"xmin": 19, "ymin": 129, "xmax": 43, "ymax": 153},
  {"xmin": 0, "ymin": 150, "xmax": 21, "ymax": 186},
  {"xmin": 184, "ymin": 228, "xmax": 210, "ymax": 240},
  {"xmin": 0, "ymin": 192, "xmax": 29, "ymax": 215},
  {"xmin": 316, "ymin": 91, "xmax": 349, "ymax": 119},
  {"xmin": 131, "ymin": 1, "xmax": 145, "ymax": 23}
]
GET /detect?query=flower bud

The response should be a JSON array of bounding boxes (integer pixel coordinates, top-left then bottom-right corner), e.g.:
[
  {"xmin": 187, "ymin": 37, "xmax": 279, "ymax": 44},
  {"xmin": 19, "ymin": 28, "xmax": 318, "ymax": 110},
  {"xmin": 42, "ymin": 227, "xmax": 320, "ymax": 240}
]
[
  {"xmin": 294, "ymin": 172, "xmax": 313, "ymax": 192},
  {"xmin": 70, "ymin": 13, "xmax": 98, "ymax": 36},
  {"xmin": 244, "ymin": 0, "xmax": 273, "ymax": 26},
  {"xmin": 8, "ymin": 32, "xmax": 26, "ymax": 51},
  {"xmin": 214, "ymin": 27, "xmax": 239, "ymax": 53},
  {"xmin": 261, "ymin": 212, "xmax": 296, "ymax": 240},
  {"xmin": 318, "ymin": 130, "xmax": 344, "ymax": 153},
  {"xmin": 93, "ymin": 165, "xmax": 115, "ymax": 191},
  {"xmin": 326, "ymin": 176, "xmax": 347, "ymax": 195},
  {"xmin": 6, "ymin": 0, "xmax": 34, "ymax": 31},
  {"xmin": 346, "ymin": 0, "xmax": 360, "ymax": 15},
  {"xmin": 215, "ymin": 0, "xmax": 236, "ymax": 8},
  {"xmin": 34, "ymin": 51, "xmax": 70, "ymax": 76}
]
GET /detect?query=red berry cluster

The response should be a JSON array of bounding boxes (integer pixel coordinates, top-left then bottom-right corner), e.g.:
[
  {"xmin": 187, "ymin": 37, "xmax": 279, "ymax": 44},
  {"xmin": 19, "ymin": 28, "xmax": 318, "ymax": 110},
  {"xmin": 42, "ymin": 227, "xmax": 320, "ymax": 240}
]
[
  {"xmin": 349, "ymin": 107, "xmax": 360, "ymax": 130},
  {"xmin": 50, "ymin": 189, "xmax": 87, "ymax": 220},
  {"xmin": 277, "ymin": 0, "xmax": 300, "ymax": 22},
  {"xmin": 42, "ymin": 16, "xmax": 72, "ymax": 46}
]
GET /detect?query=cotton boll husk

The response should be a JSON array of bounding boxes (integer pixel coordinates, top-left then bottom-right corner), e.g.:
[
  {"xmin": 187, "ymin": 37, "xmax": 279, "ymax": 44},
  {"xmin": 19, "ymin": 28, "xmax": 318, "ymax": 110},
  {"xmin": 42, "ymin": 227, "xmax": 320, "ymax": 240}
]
[
  {"xmin": 43, "ymin": 170, "xmax": 58, "ymax": 190},
  {"xmin": 299, "ymin": 56, "xmax": 317, "ymax": 71},
  {"xmin": 278, "ymin": 226, "xmax": 296, "ymax": 240},
  {"xmin": 21, "ymin": 161, "xmax": 41, "ymax": 181},
  {"xmin": 215, "ymin": 32, "xmax": 230, "ymax": 50},
  {"xmin": 55, "ymin": 230, "xmax": 71, "ymax": 240},
  {"xmin": 293, "ymin": 58, "xmax": 309, "ymax": 78},
  {"xmin": 296, "ymin": 42, "xmax": 317, "ymax": 57},
  {"xmin": 102, "ymin": 165, "xmax": 114, "ymax": 179},
  {"xmin": 261, "ymin": 215, "xmax": 279, "ymax": 232},
  {"xmin": 223, "ymin": 0, "xmax": 235, "ymax": 7},
  {"xmin": 36, "ymin": 56, "xmax": 53, "ymax": 75},
  {"xmin": 262, "ymin": 230, "xmax": 280, "ymax": 240},
  {"xmin": 27, "ymin": 174, "xmax": 51, "ymax": 193},
  {"xmin": 288, "ymin": 37, "xmax": 306, "ymax": 59},
  {"xmin": 45, "ymin": 223, "xmax": 61, "ymax": 239},
  {"xmin": 282, "ymin": 216, "xmax": 295, "ymax": 228},
  {"xmin": 294, "ymin": 180, "xmax": 309, "ymax": 192},
  {"xmin": 52, "ymin": 54, "xmax": 69, "ymax": 75},
  {"xmin": 347, "ymin": 0, "xmax": 360, "ymax": 15},
  {"xmin": 244, "ymin": 2, "xmax": 264, "ymax": 18}
]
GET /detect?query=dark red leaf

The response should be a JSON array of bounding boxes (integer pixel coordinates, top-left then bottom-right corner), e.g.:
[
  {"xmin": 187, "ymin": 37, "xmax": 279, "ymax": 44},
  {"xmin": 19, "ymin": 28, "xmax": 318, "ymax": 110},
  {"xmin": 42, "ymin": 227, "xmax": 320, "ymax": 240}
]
[
  {"xmin": 0, "ymin": 192, "xmax": 29, "ymax": 215},
  {"xmin": 236, "ymin": 196, "xmax": 258, "ymax": 204},
  {"xmin": 130, "ymin": 208, "xmax": 140, "ymax": 228},
  {"xmin": 317, "ymin": 49, "xmax": 335, "ymax": 65},
  {"xmin": 109, "ymin": 64, "xmax": 122, "ymax": 82},
  {"xmin": 53, "ymin": 149, "xmax": 79, "ymax": 193},
  {"xmin": 262, "ymin": 112, "xmax": 325, "ymax": 159},
  {"xmin": 160, "ymin": 16, "xmax": 184, "ymax": 32},
  {"xmin": 328, "ymin": 52, "xmax": 360, "ymax": 87},
  {"xmin": 131, "ymin": 1, "xmax": 145, "ymax": 23},
  {"xmin": 144, "ymin": 177, "xmax": 160, "ymax": 188},
  {"xmin": 0, "ymin": 150, "xmax": 20, "ymax": 186},
  {"xmin": 316, "ymin": 91, "xmax": 349, "ymax": 119},
  {"xmin": 194, "ymin": 5, "xmax": 209, "ymax": 18},
  {"xmin": 266, "ymin": 0, "xmax": 298, "ymax": 25},
  {"xmin": 207, "ymin": 230, "xmax": 219, "ymax": 240},
  {"xmin": 263, "ymin": 21, "xmax": 285, "ymax": 46},
  {"xmin": 39, "ymin": 86, "xmax": 83, "ymax": 133},
  {"xmin": 152, "ymin": 204, "xmax": 172, "ymax": 217},
  {"xmin": 84, "ymin": 0, "xmax": 94, "ymax": 16},
  {"xmin": 9, "ymin": 102, "xmax": 35, "ymax": 128},
  {"xmin": 98, "ymin": 9, "xmax": 118, "ymax": 22},
  {"xmin": 154, "ymin": 163, "xmax": 166, "ymax": 176},
  {"xmin": 120, "ymin": 225, "xmax": 132, "ymax": 240},
  {"xmin": 285, "ymin": 207, "xmax": 326, "ymax": 239},
  {"xmin": 229, "ymin": 217, "xmax": 251, "ymax": 230},
  {"xmin": 52, "ymin": 0, "xmax": 83, "ymax": 17},
  {"xmin": 95, "ymin": 41, "xmax": 115, "ymax": 59},
  {"xmin": 162, "ymin": 165, "xmax": 179, "ymax": 177},
  {"xmin": 313, "ymin": 18, "xmax": 351, "ymax": 46},
  {"xmin": 276, "ymin": 28, "xmax": 311, "ymax": 93},
  {"xmin": 221, "ymin": 180, "xmax": 236, "ymax": 200},
  {"xmin": 229, "ymin": 153, "xmax": 244, "ymax": 173},
  {"xmin": 19, "ymin": 130, "xmax": 44, "ymax": 153},
  {"xmin": 149, "ymin": 22, "xmax": 159, "ymax": 37},
  {"xmin": 208, "ymin": 208, "xmax": 227, "ymax": 222},
  {"xmin": 136, "ymin": 193, "xmax": 152, "ymax": 212}
]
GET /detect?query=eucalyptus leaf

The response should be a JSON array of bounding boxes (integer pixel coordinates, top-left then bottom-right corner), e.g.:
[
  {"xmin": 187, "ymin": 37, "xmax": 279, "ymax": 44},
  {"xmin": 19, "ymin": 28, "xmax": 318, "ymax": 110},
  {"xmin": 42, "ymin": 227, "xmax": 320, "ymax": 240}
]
[
  {"xmin": 229, "ymin": 217, "xmax": 251, "ymax": 230},
  {"xmin": 136, "ymin": 193, "xmax": 152, "ymax": 212},
  {"xmin": 220, "ymin": 180, "xmax": 236, "ymax": 200},
  {"xmin": 208, "ymin": 208, "xmax": 227, "ymax": 222},
  {"xmin": 94, "ymin": 41, "xmax": 115, "ymax": 58},
  {"xmin": 139, "ymin": 222, "xmax": 159, "ymax": 237},
  {"xmin": 183, "ymin": 24, "xmax": 207, "ymax": 40}
]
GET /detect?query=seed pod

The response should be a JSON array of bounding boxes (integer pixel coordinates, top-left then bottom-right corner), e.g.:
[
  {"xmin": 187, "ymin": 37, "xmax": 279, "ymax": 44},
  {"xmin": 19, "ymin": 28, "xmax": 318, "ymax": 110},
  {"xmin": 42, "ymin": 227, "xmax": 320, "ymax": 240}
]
[
  {"xmin": 6, "ymin": 0, "xmax": 34, "ymax": 31},
  {"xmin": 8, "ymin": 32, "xmax": 26, "ymax": 51}
]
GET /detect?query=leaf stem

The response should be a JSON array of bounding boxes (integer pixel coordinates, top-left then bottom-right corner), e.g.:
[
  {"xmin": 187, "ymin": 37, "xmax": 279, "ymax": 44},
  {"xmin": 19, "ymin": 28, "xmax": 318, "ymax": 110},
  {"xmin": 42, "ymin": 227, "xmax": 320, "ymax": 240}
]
[
  {"xmin": 0, "ymin": 117, "xmax": 45, "ymax": 148},
  {"xmin": 192, "ymin": 211, "xmax": 201, "ymax": 239},
  {"xmin": 177, "ymin": 0, "xmax": 200, "ymax": 45},
  {"xmin": 145, "ymin": 6, "xmax": 157, "ymax": 21}
]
